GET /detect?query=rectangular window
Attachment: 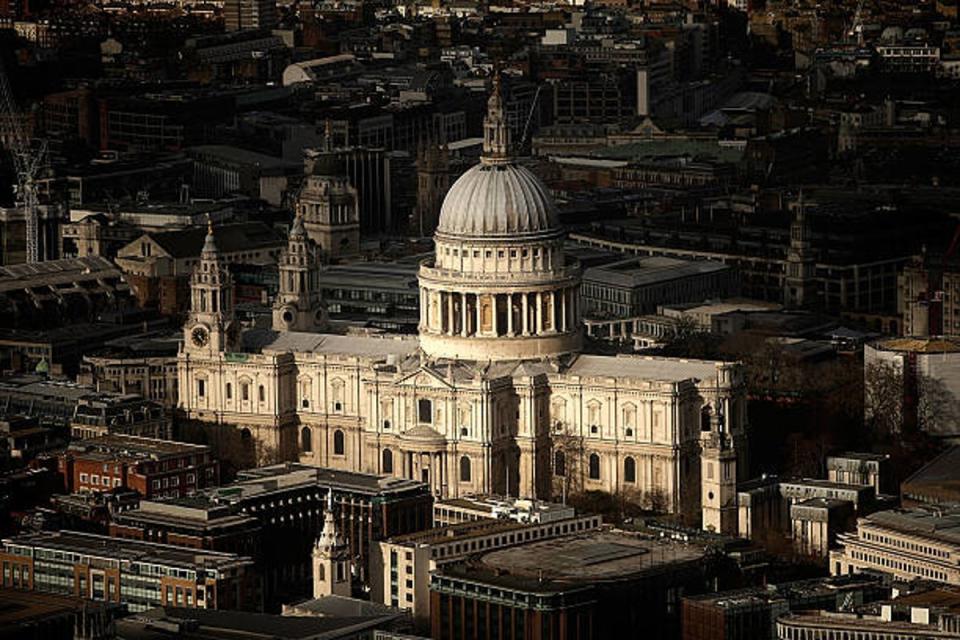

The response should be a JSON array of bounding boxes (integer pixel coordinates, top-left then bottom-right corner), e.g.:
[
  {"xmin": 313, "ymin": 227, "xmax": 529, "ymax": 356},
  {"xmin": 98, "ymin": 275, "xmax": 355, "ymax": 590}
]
[{"xmin": 197, "ymin": 379, "xmax": 205, "ymax": 398}]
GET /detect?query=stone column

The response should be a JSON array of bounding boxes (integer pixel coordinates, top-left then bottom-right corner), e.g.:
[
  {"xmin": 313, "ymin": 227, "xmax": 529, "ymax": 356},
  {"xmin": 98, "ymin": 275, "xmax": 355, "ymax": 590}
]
[
  {"xmin": 447, "ymin": 292, "xmax": 455, "ymax": 336},
  {"xmin": 521, "ymin": 293, "xmax": 529, "ymax": 335},
  {"xmin": 420, "ymin": 288, "xmax": 427, "ymax": 328},
  {"xmin": 475, "ymin": 295, "xmax": 482, "ymax": 336},
  {"xmin": 545, "ymin": 291, "xmax": 554, "ymax": 333},
  {"xmin": 461, "ymin": 293, "xmax": 468, "ymax": 337},
  {"xmin": 507, "ymin": 293, "xmax": 514, "ymax": 336},
  {"xmin": 536, "ymin": 292, "xmax": 543, "ymax": 335},
  {"xmin": 560, "ymin": 288, "xmax": 568, "ymax": 332}
]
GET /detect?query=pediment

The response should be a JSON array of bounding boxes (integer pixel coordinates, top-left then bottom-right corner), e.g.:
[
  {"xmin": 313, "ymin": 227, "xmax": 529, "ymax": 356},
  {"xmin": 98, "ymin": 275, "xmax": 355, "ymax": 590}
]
[{"xmin": 395, "ymin": 365, "xmax": 455, "ymax": 390}]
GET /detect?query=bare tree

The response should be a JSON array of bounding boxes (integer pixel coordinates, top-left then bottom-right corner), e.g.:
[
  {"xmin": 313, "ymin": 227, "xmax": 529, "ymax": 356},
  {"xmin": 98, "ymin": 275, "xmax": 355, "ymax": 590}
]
[
  {"xmin": 863, "ymin": 360, "xmax": 904, "ymax": 438},
  {"xmin": 917, "ymin": 374, "xmax": 960, "ymax": 437}
]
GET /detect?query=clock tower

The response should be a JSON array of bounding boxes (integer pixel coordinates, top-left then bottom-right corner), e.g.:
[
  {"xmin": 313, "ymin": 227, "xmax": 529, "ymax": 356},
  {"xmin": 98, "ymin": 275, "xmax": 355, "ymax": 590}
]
[{"xmin": 185, "ymin": 219, "xmax": 240, "ymax": 354}]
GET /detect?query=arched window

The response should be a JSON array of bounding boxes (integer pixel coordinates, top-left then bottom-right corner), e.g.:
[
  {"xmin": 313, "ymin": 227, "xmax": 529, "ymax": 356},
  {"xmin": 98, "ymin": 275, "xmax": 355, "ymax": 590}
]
[
  {"xmin": 301, "ymin": 427, "xmax": 312, "ymax": 452},
  {"xmin": 382, "ymin": 449, "xmax": 393, "ymax": 473},
  {"xmin": 418, "ymin": 398, "xmax": 432, "ymax": 424},
  {"xmin": 316, "ymin": 564, "xmax": 324, "ymax": 581},
  {"xmin": 241, "ymin": 382, "xmax": 250, "ymax": 401},
  {"xmin": 333, "ymin": 429, "xmax": 345, "ymax": 455},
  {"xmin": 589, "ymin": 453, "xmax": 601, "ymax": 480},
  {"xmin": 624, "ymin": 456, "xmax": 636, "ymax": 483},
  {"xmin": 460, "ymin": 456, "xmax": 471, "ymax": 482},
  {"xmin": 554, "ymin": 450, "xmax": 566, "ymax": 477}
]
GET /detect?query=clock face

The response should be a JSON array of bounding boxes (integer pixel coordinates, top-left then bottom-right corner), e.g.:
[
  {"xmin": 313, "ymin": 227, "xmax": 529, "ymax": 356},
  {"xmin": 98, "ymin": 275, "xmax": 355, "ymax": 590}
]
[{"xmin": 191, "ymin": 325, "xmax": 209, "ymax": 348}]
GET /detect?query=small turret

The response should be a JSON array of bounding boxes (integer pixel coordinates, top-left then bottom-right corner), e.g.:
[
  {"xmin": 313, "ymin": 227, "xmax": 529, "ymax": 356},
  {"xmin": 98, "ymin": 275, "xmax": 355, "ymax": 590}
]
[{"xmin": 312, "ymin": 490, "xmax": 352, "ymax": 598}]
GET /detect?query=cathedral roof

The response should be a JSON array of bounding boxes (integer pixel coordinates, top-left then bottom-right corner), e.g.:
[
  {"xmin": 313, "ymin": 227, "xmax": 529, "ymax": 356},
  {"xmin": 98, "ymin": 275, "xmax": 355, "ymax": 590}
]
[
  {"xmin": 436, "ymin": 163, "xmax": 559, "ymax": 239},
  {"xmin": 435, "ymin": 75, "xmax": 560, "ymax": 240}
]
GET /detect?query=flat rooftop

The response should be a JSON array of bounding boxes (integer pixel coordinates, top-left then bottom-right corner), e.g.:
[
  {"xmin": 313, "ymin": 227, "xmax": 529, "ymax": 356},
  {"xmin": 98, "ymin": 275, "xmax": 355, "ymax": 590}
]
[
  {"xmin": 476, "ymin": 530, "xmax": 703, "ymax": 586},
  {"xmin": 873, "ymin": 337, "xmax": 960, "ymax": 354},
  {"xmin": 114, "ymin": 500, "xmax": 257, "ymax": 531},
  {"xmin": 66, "ymin": 434, "xmax": 208, "ymax": 462},
  {"xmin": 245, "ymin": 330, "xmax": 419, "ymax": 358},
  {"xmin": 829, "ymin": 452, "xmax": 890, "ymax": 462},
  {"xmin": 780, "ymin": 478, "xmax": 871, "ymax": 491},
  {"xmin": 388, "ymin": 517, "xmax": 532, "ymax": 546},
  {"xmin": 3, "ymin": 531, "xmax": 251, "ymax": 571},
  {"xmin": 865, "ymin": 508, "xmax": 960, "ymax": 545},
  {"xmin": 210, "ymin": 463, "xmax": 426, "ymax": 502},
  {"xmin": 116, "ymin": 606, "xmax": 393, "ymax": 640},
  {"xmin": 564, "ymin": 353, "xmax": 725, "ymax": 383},
  {"xmin": 685, "ymin": 574, "xmax": 882, "ymax": 609},
  {"xmin": 190, "ymin": 145, "xmax": 299, "ymax": 171},
  {"xmin": 583, "ymin": 256, "xmax": 728, "ymax": 289}
]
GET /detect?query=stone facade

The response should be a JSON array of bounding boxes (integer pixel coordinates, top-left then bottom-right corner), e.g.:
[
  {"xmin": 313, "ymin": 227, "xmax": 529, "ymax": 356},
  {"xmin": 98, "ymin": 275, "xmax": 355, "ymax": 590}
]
[{"xmin": 177, "ymin": 82, "xmax": 748, "ymax": 524}]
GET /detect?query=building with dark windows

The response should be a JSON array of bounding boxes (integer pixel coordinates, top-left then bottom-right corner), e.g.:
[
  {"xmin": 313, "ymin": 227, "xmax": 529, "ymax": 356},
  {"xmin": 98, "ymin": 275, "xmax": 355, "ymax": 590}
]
[
  {"xmin": 580, "ymin": 256, "xmax": 734, "ymax": 319},
  {"xmin": 0, "ymin": 530, "xmax": 259, "ymax": 612},
  {"xmin": 430, "ymin": 529, "xmax": 724, "ymax": 640},
  {"xmin": 198, "ymin": 463, "xmax": 432, "ymax": 610},
  {"xmin": 681, "ymin": 574, "xmax": 888, "ymax": 640},
  {"xmin": 0, "ymin": 376, "xmax": 169, "ymax": 437},
  {"xmin": 374, "ymin": 514, "xmax": 601, "ymax": 625},
  {"xmin": 57, "ymin": 435, "xmax": 218, "ymax": 499},
  {"xmin": 109, "ymin": 498, "xmax": 262, "ymax": 557}
]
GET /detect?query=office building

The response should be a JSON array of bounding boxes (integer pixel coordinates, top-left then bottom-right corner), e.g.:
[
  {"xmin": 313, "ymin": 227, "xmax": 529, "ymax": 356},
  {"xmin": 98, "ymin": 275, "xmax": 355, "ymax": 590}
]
[
  {"xmin": 372, "ymin": 514, "xmax": 601, "ymax": 624},
  {"xmin": 831, "ymin": 508, "xmax": 960, "ymax": 584},
  {"xmin": 430, "ymin": 528, "xmax": 723, "ymax": 640},
  {"xmin": 0, "ymin": 530, "xmax": 258, "ymax": 612}
]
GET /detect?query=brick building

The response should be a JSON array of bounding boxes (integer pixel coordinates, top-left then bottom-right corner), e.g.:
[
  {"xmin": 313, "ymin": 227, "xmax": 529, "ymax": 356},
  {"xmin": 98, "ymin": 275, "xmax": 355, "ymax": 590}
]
[{"xmin": 57, "ymin": 435, "xmax": 218, "ymax": 499}]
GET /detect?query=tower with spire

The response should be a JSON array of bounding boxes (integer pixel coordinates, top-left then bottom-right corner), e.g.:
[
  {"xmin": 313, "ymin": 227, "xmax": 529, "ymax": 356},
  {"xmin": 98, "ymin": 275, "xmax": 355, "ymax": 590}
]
[
  {"xmin": 184, "ymin": 219, "xmax": 240, "ymax": 354},
  {"xmin": 700, "ymin": 400, "xmax": 738, "ymax": 536},
  {"xmin": 312, "ymin": 491, "xmax": 352, "ymax": 599},
  {"xmin": 273, "ymin": 211, "xmax": 327, "ymax": 333}
]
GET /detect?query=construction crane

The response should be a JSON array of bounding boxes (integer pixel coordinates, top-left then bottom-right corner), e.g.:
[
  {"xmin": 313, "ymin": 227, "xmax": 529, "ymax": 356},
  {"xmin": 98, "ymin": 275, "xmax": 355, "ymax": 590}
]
[{"xmin": 0, "ymin": 57, "xmax": 46, "ymax": 264}]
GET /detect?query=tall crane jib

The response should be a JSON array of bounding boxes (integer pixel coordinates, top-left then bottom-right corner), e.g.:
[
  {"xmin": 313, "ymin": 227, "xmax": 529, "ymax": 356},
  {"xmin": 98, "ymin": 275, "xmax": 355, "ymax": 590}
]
[{"xmin": 0, "ymin": 57, "xmax": 46, "ymax": 264}]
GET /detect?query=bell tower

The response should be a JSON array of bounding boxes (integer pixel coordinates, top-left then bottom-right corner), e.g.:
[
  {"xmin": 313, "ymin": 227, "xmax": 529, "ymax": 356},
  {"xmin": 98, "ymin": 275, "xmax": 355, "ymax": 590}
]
[
  {"xmin": 185, "ymin": 219, "xmax": 240, "ymax": 354},
  {"xmin": 313, "ymin": 492, "xmax": 352, "ymax": 599},
  {"xmin": 299, "ymin": 123, "xmax": 360, "ymax": 261},
  {"xmin": 700, "ymin": 403, "xmax": 738, "ymax": 536},
  {"xmin": 273, "ymin": 212, "xmax": 327, "ymax": 333}
]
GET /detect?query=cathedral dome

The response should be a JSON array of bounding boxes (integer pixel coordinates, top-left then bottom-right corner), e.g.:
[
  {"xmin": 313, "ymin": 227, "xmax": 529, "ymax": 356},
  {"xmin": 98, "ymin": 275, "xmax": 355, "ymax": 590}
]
[{"xmin": 436, "ymin": 163, "xmax": 559, "ymax": 238}]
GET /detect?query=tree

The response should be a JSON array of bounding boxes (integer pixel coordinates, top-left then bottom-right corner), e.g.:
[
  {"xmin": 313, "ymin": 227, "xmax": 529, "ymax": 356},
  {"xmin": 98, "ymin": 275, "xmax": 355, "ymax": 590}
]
[
  {"xmin": 863, "ymin": 360, "xmax": 904, "ymax": 438},
  {"xmin": 917, "ymin": 374, "xmax": 960, "ymax": 437}
]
